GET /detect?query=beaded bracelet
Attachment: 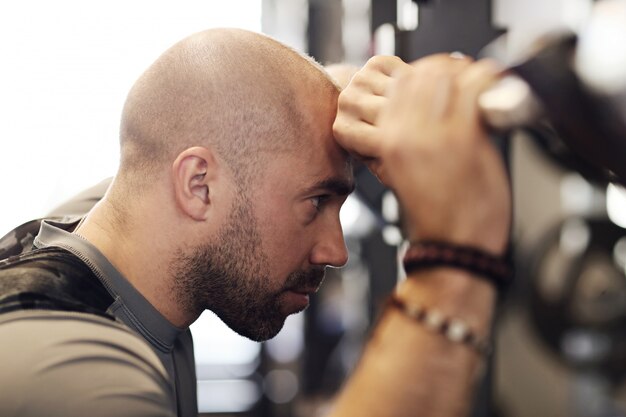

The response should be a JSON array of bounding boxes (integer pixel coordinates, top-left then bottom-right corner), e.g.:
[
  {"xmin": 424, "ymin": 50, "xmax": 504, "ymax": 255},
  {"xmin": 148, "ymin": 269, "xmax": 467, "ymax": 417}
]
[
  {"xmin": 388, "ymin": 295, "xmax": 491, "ymax": 356},
  {"xmin": 402, "ymin": 240, "xmax": 512, "ymax": 291}
]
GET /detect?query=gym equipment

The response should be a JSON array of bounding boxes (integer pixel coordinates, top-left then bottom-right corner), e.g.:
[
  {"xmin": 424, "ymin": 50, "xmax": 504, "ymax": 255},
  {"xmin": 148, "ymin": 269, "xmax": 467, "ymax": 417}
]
[{"xmin": 480, "ymin": 0, "xmax": 626, "ymax": 185}]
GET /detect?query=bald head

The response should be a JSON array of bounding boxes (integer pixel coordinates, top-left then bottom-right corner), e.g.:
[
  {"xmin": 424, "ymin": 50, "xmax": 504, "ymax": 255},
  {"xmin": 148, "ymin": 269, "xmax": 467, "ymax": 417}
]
[{"xmin": 117, "ymin": 28, "xmax": 339, "ymax": 188}]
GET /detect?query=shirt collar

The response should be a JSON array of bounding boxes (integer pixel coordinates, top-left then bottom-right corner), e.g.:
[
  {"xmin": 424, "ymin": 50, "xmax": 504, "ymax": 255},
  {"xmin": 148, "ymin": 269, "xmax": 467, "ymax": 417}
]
[{"xmin": 33, "ymin": 219, "xmax": 184, "ymax": 351}]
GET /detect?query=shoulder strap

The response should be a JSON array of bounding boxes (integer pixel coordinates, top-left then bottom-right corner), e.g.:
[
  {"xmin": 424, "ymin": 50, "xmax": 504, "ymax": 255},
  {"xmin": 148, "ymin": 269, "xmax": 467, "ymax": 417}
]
[
  {"xmin": 0, "ymin": 247, "xmax": 115, "ymax": 320},
  {"xmin": 0, "ymin": 217, "xmax": 80, "ymax": 260}
]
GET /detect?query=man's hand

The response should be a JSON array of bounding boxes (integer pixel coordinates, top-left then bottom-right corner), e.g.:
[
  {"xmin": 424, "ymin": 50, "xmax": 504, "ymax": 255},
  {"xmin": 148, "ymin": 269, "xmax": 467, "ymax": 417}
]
[
  {"xmin": 332, "ymin": 55, "xmax": 410, "ymax": 182},
  {"xmin": 333, "ymin": 54, "xmax": 511, "ymax": 255}
]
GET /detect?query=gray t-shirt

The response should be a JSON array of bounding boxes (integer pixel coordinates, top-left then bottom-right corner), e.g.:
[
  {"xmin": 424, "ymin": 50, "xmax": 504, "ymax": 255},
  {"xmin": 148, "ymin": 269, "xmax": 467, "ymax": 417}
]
[
  {"xmin": 0, "ymin": 310, "xmax": 174, "ymax": 417},
  {"xmin": 0, "ymin": 219, "xmax": 198, "ymax": 416}
]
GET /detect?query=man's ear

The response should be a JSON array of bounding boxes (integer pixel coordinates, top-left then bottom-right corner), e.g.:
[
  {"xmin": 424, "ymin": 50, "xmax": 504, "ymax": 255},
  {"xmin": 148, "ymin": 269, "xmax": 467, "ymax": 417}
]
[{"xmin": 172, "ymin": 146, "xmax": 219, "ymax": 221}]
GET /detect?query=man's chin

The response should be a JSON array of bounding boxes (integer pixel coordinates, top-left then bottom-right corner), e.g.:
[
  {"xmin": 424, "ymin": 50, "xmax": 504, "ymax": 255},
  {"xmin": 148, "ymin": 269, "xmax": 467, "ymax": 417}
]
[
  {"xmin": 241, "ymin": 323, "xmax": 285, "ymax": 342},
  {"xmin": 213, "ymin": 293, "xmax": 309, "ymax": 342},
  {"xmin": 220, "ymin": 314, "xmax": 287, "ymax": 342}
]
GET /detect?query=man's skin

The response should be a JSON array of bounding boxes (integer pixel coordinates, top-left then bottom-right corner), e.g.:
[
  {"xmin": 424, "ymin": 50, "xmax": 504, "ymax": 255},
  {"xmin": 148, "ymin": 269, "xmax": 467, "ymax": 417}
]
[
  {"xmin": 330, "ymin": 54, "xmax": 510, "ymax": 416},
  {"xmin": 11, "ymin": 29, "xmax": 511, "ymax": 416},
  {"xmin": 75, "ymin": 29, "xmax": 353, "ymax": 341}
]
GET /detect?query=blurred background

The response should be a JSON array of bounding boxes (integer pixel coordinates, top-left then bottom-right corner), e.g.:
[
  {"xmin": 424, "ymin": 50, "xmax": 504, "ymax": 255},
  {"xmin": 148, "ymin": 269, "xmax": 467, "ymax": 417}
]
[{"xmin": 1, "ymin": 0, "xmax": 626, "ymax": 416}]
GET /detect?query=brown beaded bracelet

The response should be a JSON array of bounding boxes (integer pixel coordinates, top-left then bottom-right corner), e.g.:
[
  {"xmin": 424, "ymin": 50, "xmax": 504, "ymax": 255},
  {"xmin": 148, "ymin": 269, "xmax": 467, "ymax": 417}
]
[
  {"xmin": 388, "ymin": 295, "xmax": 491, "ymax": 355},
  {"xmin": 402, "ymin": 240, "xmax": 512, "ymax": 291}
]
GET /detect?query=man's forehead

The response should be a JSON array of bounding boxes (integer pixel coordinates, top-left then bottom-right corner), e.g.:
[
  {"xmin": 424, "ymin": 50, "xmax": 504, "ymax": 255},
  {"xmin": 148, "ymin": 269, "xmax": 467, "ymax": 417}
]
[{"xmin": 302, "ymin": 154, "xmax": 355, "ymax": 195}]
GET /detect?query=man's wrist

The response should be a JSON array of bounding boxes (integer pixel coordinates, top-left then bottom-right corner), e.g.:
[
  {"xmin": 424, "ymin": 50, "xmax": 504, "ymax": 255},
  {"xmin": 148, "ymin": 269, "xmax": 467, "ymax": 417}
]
[
  {"xmin": 396, "ymin": 268, "xmax": 497, "ymax": 336},
  {"xmin": 399, "ymin": 204, "xmax": 510, "ymax": 256},
  {"xmin": 402, "ymin": 224, "xmax": 509, "ymax": 257}
]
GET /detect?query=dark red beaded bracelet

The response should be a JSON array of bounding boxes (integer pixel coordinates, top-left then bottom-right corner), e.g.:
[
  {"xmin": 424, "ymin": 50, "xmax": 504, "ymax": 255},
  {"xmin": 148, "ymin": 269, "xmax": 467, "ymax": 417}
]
[{"xmin": 402, "ymin": 240, "xmax": 512, "ymax": 291}]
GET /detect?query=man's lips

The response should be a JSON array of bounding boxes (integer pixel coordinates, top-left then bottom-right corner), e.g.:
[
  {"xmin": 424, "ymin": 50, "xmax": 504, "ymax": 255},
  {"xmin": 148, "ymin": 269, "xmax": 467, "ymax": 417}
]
[
  {"xmin": 281, "ymin": 289, "xmax": 314, "ymax": 314},
  {"xmin": 280, "ymin": 268, "xmax": 325, "ymax": 313},
  {"xmin": 287, "ymin": 286, "xmax": 320, "ymax": 296}
]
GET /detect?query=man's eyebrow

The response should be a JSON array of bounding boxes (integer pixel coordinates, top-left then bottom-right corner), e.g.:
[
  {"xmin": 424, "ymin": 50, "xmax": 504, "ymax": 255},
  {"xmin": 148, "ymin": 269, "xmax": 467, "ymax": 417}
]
[{"xmin": 306, "ymin": 177, "xmax": 356, "ymax": 196}]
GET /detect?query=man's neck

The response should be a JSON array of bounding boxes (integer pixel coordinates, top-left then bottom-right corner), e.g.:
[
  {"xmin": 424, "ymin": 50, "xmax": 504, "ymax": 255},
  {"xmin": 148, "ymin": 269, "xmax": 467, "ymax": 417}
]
[{"xmin": 74, "ymin": 199, "xmax": 196, "ymax": 328}]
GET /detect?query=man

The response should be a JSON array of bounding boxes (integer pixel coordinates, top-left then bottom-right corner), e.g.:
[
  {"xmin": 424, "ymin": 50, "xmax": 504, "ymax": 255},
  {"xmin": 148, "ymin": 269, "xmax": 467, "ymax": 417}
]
[{"xmin": 0, "ymin": 28, "xmax": 510, "ymax": 417}]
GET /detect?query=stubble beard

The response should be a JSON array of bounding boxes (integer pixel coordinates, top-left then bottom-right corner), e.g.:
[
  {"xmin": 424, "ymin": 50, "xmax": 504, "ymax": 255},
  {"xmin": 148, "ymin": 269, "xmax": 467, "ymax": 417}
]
[{"xmin": 171, "ymin": 195, "xmax": 325, "ymax": 341}]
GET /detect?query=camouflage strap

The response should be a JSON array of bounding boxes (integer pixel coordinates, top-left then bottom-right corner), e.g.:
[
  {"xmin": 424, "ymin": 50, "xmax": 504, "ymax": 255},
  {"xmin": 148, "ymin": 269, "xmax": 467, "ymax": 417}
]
[
  {"xmin": 0, "ymin": 247, "xmax": 115, "ymax": 321},
  {"xmin": 0, "ymin": 217, "xmax": 80, "ymax": 260}
]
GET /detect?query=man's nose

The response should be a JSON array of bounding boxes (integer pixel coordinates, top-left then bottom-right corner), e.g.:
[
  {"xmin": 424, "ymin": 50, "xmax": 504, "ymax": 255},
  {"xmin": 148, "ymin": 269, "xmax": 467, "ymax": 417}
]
[{"xmin": 309, "ymin": 218, "xmax": 349, "ymax": 268}]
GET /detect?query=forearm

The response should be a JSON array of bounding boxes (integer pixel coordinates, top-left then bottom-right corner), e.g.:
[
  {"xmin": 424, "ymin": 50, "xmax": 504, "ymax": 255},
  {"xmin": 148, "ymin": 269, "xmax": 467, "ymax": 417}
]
[
  {"xmin": 330, "ymin": 54, "xmax": 508, "ymax": 417},
  {"xmin": 329, "ymin": 268, "xmax": 496, "ymax": 417}
]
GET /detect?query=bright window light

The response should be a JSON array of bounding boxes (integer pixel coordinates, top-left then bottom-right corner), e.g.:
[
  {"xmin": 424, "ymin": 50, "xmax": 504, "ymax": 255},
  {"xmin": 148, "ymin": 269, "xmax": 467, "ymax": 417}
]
[
  {"xmin": 0, "ymin": 1, "xmax": 261, "ymax": 236},
  {"xmin": 0, "ymin": 3, "xmax": 264, "ymax": 413}
]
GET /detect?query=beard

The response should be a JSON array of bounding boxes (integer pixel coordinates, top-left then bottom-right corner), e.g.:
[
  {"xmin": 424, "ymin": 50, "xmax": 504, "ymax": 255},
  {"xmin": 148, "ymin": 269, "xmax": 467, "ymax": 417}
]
[{"xmin": 171, "ymin": 195, "xmax": 325, "ymax": 341}]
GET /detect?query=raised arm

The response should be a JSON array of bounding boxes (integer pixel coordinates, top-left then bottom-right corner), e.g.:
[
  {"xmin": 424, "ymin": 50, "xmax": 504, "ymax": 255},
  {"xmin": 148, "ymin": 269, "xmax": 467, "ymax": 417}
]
[{"xmin": 330, "ymin": 54, "xmax": 511, "ymax": 417}]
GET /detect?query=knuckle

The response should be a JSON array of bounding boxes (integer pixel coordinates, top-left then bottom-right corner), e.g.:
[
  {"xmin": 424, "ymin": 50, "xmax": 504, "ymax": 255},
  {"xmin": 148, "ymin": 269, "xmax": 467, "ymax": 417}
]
[
  {"xmin": 365, "ymin": 55, "xmax": 385, "ymax": 68},
  {"xmin": 395, "ymin": 70, "xmax": 423, "ymax": 95},
  {"xmin": 475, "ymin": 58, "xmax": 503, "ymax": 72},
  {"xmin": 337, "ymin": 89, "xmax": 356, "ymax": 109},
  {"xmin": 332, "ymin": 118, "xmax": 348, "ymax": 138},
  {"xmin": 366, "ymin": 55, "xmax": 390, "ymax": 64},
  {"xmin": 459, "ymin": 59, "xmax": 501, "ymax": 84},
  {"xmin": 394, "ymin": 66, "xmax": 417, "ymax": 83},
  {"xmin": 366, "ymin": 55, "xmax": 404, "ymax": 70},
  {"xmin": 411, "ymin": 53, "xmax": 450, "ymax": 67},
  {"xmin": 349, "ymin": 71, "xmax": 369, "ymax": 88},
  {"xmin": 386, "ymin": 55, "xmax": 404, "ymax": 66}
]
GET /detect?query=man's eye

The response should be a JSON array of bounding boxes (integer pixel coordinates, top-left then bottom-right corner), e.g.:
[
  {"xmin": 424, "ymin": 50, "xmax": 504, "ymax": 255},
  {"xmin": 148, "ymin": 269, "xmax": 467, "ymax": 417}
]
[{"xmin": 311, "ymin": 195, "xmax": 330, "ymax": 210}]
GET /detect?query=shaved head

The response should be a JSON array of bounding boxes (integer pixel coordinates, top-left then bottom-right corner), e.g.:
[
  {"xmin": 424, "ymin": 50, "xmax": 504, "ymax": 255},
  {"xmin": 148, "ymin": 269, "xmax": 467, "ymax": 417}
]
[
  {"xmin": 117, "ymin": 28, "xmax": 339, "ymax": 189},
  {"xmin": 77, "ymin": 28, "xmax": 353, "ymax": 335}
]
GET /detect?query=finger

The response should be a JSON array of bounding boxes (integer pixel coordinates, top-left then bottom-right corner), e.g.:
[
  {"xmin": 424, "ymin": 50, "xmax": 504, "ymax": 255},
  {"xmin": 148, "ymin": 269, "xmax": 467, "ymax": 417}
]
[
  {"xmin": 333, "ymin": 116, "xmax": 383, "ymax": 159},
  {"xmin": 410, "ymin": 53, "xmax": 473, "ymax": 76},
  {"xmin": 351, "ymin": 56, "xmax": 412, "ymax": 96},
  {"xmin": 338, "ymin": 91, "xmax": 387, "ymax": 125},
  {"xmin": 350, "ymin": 68, "xmax": 394, "ymax": 96},
  {"xmin": 390, "ymin": 55, "xmax": 473, "ymax": 122},
  {"xmin": 454, "ymin": 59, "xmax": 503, "ymax": 126},
  {"xmin": 384, "ymin": 66, "xmax": 454, "ymax": 125},
  {"xmin": 364, "ymin": 55, "xmax": 410, "ymax": 77}
]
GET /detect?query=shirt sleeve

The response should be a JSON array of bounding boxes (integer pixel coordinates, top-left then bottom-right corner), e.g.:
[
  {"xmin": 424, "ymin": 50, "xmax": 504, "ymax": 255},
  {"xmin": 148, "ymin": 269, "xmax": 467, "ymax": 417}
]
[{"xmin": 0, "ymin": 310, "xmax": 176, "ymax": 417}]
